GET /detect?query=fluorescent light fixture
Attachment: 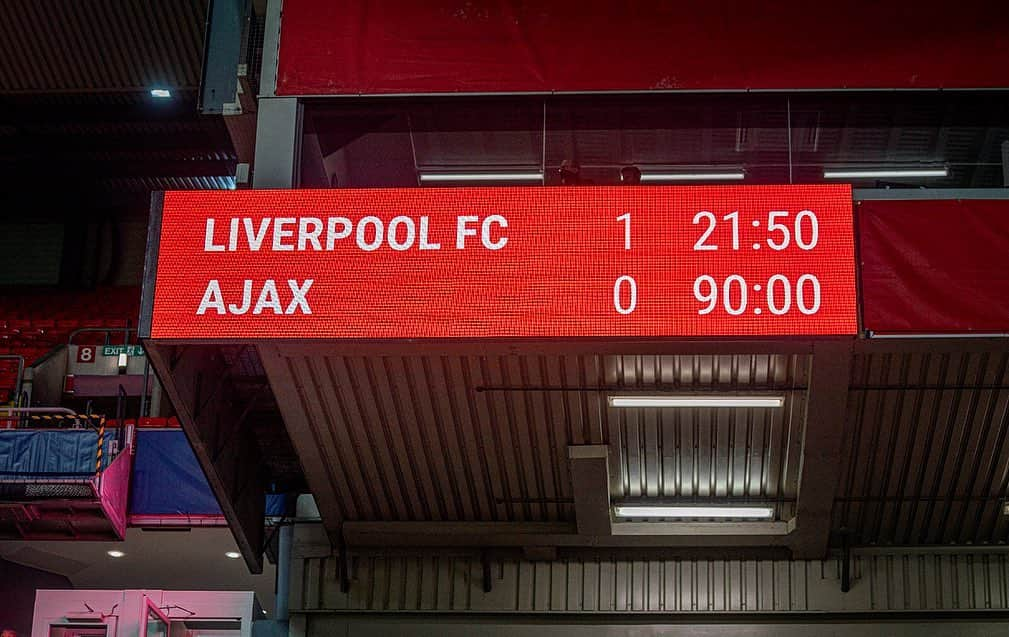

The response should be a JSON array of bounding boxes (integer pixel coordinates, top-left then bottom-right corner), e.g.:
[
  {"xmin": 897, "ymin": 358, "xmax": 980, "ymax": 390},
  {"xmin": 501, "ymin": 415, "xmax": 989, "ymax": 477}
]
[
  {"xmin": 608, "ymin": 395, "xmax": 783, "ymax": 408},
  {"xmin": 823, "ymin": 167, "xmax": 947, "ymax": 179},
  {"xmin": 419, "ymin": 172, "xmax": 543, "ymax": 183},
  {"xmin": 150, "ymin": 88, "xmax": 172, "ymax": 98},
  {"xmin": 640, "ymin": 171, "xmax": 745, "ymax": 182},
  {"xmin": 225, "ymin": 551, "xmax": 241, "ymax": 559},
  {"xmin": 614, "ymin": 505, "xmax": 774, "ymax": 519},
  {"xmin": 107, "ymin": 550, "xmax": 126, "ymax": 558}
]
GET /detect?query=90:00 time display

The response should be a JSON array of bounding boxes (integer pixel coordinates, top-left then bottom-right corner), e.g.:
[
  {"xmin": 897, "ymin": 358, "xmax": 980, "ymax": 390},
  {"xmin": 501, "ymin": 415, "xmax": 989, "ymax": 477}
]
[{"xmin": 692, "ymin": 274, "xmax": 821, "ymax": 316}]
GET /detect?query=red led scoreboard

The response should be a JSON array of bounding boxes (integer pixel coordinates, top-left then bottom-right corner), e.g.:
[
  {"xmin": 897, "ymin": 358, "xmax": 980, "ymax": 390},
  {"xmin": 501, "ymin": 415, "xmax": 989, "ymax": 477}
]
[{"xmin": 146, "ymin": 185, "xmax": 857, "ymax": 339}]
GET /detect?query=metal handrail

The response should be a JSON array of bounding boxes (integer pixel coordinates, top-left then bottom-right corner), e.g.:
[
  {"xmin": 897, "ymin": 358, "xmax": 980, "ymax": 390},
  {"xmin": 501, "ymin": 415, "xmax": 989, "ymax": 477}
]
[
  {"xmin": 0, "ymin": 407, "xmax": 77, "ymax": 415},
  {"xmin": 0, "ymin": 406, "xmax": 96, "ymax": 431},
  {"xmin": 67, "ymin": 327, "xmax": 137, "ymax": 347},
  {"xmin": 0, "ymin": 407, "xmax": 111, "ymax": 485},
  {"xmin": 0, "ymin": 354, "xmax": 24, "ymax": 400}
]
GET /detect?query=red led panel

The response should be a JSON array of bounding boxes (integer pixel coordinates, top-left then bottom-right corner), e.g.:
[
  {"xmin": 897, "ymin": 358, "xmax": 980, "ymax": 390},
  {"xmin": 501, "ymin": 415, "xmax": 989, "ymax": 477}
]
[
  {"xmin": 278, "ymin": 1, "xmax": 1009, "ymax": 95},
  {"xmin": 149, "ymin": 185, "xmax": 856, "ymax": 339}
]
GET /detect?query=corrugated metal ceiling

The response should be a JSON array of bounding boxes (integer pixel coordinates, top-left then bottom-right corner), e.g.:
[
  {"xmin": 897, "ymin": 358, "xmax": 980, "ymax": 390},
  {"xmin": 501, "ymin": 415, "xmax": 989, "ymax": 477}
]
[
  {"xmin": 244, "ymin": 341, "xmax": 1009, "ymax": 550},
  {"xmin": 269, "ymin": 351, "xmax": 807, "ymax": 526},
  {"xmin": 0, "ymin": 1, "xmax": 237, "ymax": 203},
  {"xmin": 0, "ymin": 0, "xmax": 206, "ymax": 94},
  {"xmin": 0, "ymin": 94, "xmax": 237, "ymax": 200},
  {"xmin": 836, "ymin": 350, "xmax": 1009, "ymax": 546}
]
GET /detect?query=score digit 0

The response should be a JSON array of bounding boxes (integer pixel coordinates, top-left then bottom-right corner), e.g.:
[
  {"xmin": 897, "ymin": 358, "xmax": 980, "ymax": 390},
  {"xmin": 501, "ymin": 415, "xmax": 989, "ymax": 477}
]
[
  {"xmin": 614, "ymin": 214, "xmax": 636, "ymax": 314},
  {"xmin": 614, "ymin": 275, "xmax": 637, "ymax": 314}
]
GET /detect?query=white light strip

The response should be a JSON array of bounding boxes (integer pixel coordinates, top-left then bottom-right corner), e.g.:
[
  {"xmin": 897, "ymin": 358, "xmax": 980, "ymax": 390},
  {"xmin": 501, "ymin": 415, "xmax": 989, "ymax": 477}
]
[
  {"xmin": 640, "ymin": 172, "xmax": 745, "ymax": 182},
  {"xmin": 150, "ymin": 88, "xmax": 171, "ymax": 98},
  {"xmin": 608, "ymin": 396, "xmax": 783, "ymax": 408},
  {"xmin": 823, "ymin": 168, "xmax": 948, "ymax": 179},
  {"xmin": 614, "ymin": 505, "xmax": 774, "ymax": 519},
  {"xmin": 419, "ymin": 172, "xmax": 543, "ymax": 182}
]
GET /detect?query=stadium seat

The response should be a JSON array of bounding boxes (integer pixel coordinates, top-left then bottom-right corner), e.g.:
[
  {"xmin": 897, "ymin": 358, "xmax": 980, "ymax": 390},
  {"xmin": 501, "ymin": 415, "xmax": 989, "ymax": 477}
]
[{"xmin": 0, "ymin": 286, "xmax": 141, "ymax": 379}]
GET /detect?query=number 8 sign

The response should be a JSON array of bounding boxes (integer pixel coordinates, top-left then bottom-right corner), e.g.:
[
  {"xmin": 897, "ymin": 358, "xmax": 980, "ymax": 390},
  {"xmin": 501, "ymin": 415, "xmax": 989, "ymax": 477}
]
[{"xmin": 77, "ymin": 345, "xmax": 96, "ymax": 363}]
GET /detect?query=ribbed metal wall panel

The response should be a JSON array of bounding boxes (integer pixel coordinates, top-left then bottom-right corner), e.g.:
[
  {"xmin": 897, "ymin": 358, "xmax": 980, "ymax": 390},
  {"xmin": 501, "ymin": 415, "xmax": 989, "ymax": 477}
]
[
  {"xmin": 836, "ymin": 351, "xmax": 1009, "ymax": 545},
  {"xmin": 279, "ymin": 353, "xmax": 806, "ymax": 526},
  {"xmin": 0, "ymin": 0, "xmax": 206, "ymax": 93},
  {"xmin": 292, "ymin": 552, "xmax": 1009, "ymax": 613}
]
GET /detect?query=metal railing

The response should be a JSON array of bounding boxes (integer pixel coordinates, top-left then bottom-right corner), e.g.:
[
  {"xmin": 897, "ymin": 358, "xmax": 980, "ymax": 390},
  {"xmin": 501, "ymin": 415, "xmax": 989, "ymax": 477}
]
[
  {"xmin": 0, "ymin": 406, "xmax": 86, "ymax": 429},
  {"xmin": 67, "ymin": 326, "xmax": 137, "ymax": 347},
  {"xmin": 0, "ymin": 354, "xmax": 24, "ymax": 402}
]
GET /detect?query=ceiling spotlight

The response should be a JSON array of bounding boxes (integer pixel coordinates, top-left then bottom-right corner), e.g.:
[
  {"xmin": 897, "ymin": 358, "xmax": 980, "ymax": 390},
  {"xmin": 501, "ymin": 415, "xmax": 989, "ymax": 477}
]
[
  {"xmin": 150, "ymin": 88, "xmax": 172, "ymax": 99},
  {"xmin": 225, "ymin": 551, "xmax": 241, "ymax": 559},
  {"xmin": 614, "ymin": 505, "xmax": 774, "ymax": 519},
  {"xmin": 107, "ymin": 550, "xmax": 126, "ymax": 558},
  {"xmin": 608, "ymin": 395, "xmax": 783, "ymax": 408},
  {"xmin": 823, "ymin": 167, "xmax": 948, "ymax": 179}
]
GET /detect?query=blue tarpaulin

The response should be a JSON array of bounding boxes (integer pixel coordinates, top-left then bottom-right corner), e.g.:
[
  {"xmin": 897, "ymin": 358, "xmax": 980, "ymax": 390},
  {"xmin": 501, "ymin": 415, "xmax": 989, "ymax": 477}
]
[
  {"xmin": 0, "ymin": 429, "xmax": 114, "ymax": 478},
  {"xmin": 265, "ymin": 493, "xmax": 287, "ymax": 517},
  {"xmin": 131, "ymin": 430, "xmax": 222, "ymax": 515},
  {"xmin": 131, "ymin": 430, "xmax": 289, "ymax": 517}
]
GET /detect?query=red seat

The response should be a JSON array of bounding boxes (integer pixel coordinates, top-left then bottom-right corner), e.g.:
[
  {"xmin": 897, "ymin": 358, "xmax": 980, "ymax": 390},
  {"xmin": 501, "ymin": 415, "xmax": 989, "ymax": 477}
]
[{"xmin": 0, "ymin": 286, "xmax": 141, "ymax": 370}]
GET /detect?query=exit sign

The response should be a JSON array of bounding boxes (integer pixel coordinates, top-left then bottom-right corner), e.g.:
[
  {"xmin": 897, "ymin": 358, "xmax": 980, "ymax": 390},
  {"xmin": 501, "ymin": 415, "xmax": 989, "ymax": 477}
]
[{"xmin": 102, "ymin": 345, "xmax": 145, "ymax": 357}]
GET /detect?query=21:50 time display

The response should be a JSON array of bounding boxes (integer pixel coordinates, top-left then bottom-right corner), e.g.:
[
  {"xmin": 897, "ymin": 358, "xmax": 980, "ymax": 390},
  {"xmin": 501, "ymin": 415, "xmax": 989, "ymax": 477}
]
[{"xmin": 693, "ymin": 209, "xmax": 819, "ymax": 251}]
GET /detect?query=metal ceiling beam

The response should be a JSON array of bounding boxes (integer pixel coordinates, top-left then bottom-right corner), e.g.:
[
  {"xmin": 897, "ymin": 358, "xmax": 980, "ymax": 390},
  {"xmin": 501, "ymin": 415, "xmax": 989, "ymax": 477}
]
[
  {"xmin": 0, "ymin": 158, "xmax": 236, "ymax": 179},
  {"xmin": 341, "ymin": 521, "xmax": 792, "ymax": 548},
  {"xmin": 789, "ymin": 339, "xmax": 853, "ymax": 559},
  {"xmin": 257, "ymin": 343, "xmax": 347, "ymax": 548},
  {"xmin": 266, "ymin": 340, "xmax": 815, "ymax": 358},
  {"xmin": 854, "ymin": 188, "xmax": 1009, "ymax": 200},
  {"xmin": 0, "ymin": 130, "xmax": 231, "ymax": 155},
  {"xmin": 143, "ymin": 342, "xmax": 267, "ymax": 573},
  {"xmin": 0, "ymin": 99, "xmax": 201, "ymax": 125}
]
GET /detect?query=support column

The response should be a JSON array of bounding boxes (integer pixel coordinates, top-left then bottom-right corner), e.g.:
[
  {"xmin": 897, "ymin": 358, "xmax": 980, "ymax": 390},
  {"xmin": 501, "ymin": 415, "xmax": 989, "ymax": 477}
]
[
  {"xmin": 789, "ymin": 339, "xmax": 853, "ymax": 559},
  {"xmin": 253, "ymin": 97, "xmax": 301, "ymax": 188},
  {"xmin": 276, "ymin": 522, "xmax": 293, "ymax": 620},
  {"xmin": 253, "ymin": 0, "xmax": 300, "ymax": 189},
  {"xmin": 568, "ymin": 445, "xmax": 612, "ymax": 536}
]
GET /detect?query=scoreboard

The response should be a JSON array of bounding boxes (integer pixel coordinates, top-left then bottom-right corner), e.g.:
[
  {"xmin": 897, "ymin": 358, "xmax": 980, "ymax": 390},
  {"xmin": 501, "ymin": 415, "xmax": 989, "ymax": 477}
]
[{"xmin": 147, "ymin": 185, "xmax": 856, "ymax": 339}]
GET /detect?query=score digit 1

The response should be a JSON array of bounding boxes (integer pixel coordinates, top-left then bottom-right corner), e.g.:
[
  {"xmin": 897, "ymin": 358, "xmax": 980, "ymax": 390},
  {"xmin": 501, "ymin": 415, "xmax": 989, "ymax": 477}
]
[{"xmin": 614, "ymin": 213, "xmax": 636, "ymax": 314}]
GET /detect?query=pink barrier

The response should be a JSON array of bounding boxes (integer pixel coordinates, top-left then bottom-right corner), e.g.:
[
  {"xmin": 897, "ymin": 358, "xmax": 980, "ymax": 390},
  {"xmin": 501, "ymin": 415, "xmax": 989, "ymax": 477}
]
[{"xmin": 95, "ymin": 437, "xmax": 133, "ymax": 539}]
